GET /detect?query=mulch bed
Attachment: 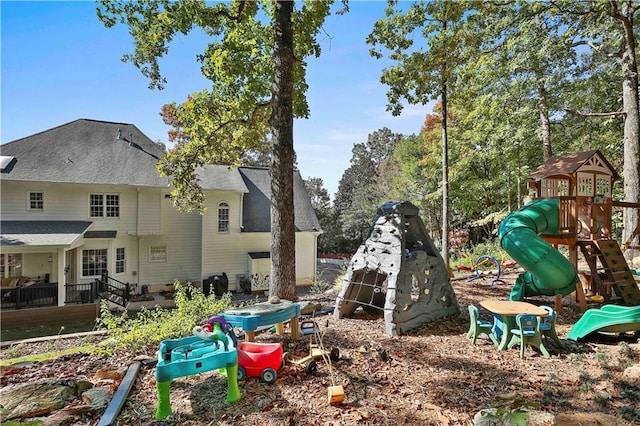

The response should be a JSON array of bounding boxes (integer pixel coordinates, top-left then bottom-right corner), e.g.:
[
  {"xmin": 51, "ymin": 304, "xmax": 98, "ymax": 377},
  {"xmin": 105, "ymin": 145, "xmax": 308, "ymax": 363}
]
[{"xmin": 2, "ymin": 270, "xmax": 639, "ymax": 425}]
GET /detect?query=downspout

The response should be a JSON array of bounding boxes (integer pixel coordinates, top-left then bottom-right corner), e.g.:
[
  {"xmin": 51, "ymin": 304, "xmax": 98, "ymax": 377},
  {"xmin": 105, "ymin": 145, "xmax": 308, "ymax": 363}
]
[
  {"xmin": 136, "ymin": 188, "xmax": 141, "ymax": 290},
  {"xmin": 239, "ymin": 192, "xmax": 244, "ymax": 231},
  {"xmin": 239, "ymin": 192, "xmax": 245, "ymax": 292},
  {"xmin": 313, "ymin": 229, "xmax": 319, "ymax": 284}
]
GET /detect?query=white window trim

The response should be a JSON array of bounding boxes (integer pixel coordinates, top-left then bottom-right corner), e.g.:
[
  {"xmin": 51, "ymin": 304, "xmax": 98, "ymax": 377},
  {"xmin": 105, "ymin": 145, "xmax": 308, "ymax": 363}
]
[
  {"xmin": 149, "ymin": 245, "xmax": 167, "ymax": 263},
  {"xmin": 88, "ymin": 193, "xmax": 121, "ymax": 218},
  {"xmin": 27, "ymin": 190, "xmax": 44, "ymax": 211},
  {"xmin": 115, "ymin": 247, "xmax": 126, "ymax": 274},
  {"xmin": 81, "ymin": 248, "xmax": 108, "ymax": 278},
  {"xmin": 217, "ymin": 201, "xmax": 230, "ymax": 233}
]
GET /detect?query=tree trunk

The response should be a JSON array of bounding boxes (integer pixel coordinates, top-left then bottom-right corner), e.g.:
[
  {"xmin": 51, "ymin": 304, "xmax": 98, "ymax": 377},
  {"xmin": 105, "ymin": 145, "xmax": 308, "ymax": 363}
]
[
  {"xmin": 269, "ymin": 0, "xmax": 297, "ymax": 301},
  {"xmin": 618, "ymin": 1, "xmax": 640, "ymax": 255},
  {"xmin": 537, "ymin": 76, "xmax": 553, "ymax": 161},
  {"xmin": 441, "ymin": 82, "xmax": 450, "ymax": 267}
]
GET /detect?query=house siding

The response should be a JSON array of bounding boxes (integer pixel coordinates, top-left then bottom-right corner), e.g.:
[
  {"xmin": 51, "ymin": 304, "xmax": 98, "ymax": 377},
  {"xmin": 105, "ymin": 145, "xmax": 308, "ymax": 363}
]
[
  {"xmin": 200, "ymin": 189, "xmax": 319, "ymax": 290},
  {"xmin": 294, "ymin": 232, "xmax": 318, "ymax": 285},
  {"xmin": 138, "ymin": 188, "xmax": 162, "ymax": 235},
  {"xmin": 1, "ymin": 181, "xmax": 148, "ymax": 288},
  {"xmin": 137, "ymin": 195, "xmax": 202, "ymax": 291},
  {"xmin": 201, "ymin": 191, "xmax": 246, "ymax": 288},
  {"xmin": 1, "ymin": 120, "xmax": 320, "ymax": 318},
  {"xmin": 0, "ymin": 181, "xmax": 138, "ymax": 228}
]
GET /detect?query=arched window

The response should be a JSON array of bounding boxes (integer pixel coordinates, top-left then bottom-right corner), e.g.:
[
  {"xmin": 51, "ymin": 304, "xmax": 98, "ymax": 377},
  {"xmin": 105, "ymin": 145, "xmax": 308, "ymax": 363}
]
[{"xmin": 217, "ymin": 202, "xmax": 230, "ymax": 233}]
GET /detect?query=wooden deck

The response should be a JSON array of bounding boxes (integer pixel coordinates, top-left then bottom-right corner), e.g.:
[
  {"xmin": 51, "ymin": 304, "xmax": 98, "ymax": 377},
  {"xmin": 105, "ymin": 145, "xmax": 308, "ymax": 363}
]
[{"xmin": 0, "ymin": 303, "xmax": 99, "ymax": 329}]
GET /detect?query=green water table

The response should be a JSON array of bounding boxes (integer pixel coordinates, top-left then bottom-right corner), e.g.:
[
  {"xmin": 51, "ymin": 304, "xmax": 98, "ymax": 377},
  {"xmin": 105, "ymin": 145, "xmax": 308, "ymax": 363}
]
[{"xmin": 155, "ymin": 321, "xmax": 241, "ymax": 420}]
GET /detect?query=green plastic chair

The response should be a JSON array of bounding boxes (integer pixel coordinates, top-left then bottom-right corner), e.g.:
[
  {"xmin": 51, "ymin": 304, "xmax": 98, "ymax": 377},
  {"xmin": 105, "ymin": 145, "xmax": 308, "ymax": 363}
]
[
  {"xmin": 539, "ymin": 305, "xmax": 563, "ymax": 348},
  {"xmin": 467, "ymin": 304, "xmax": 498, "ymax": 346},
  {"xmin": 507, "ymin": 314, "xmax": 550, "ymax": 358}
]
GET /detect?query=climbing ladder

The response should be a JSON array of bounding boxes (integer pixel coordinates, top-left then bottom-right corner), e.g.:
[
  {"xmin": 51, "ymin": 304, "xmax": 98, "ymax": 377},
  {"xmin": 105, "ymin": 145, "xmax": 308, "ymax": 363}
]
[{"xmin": 577, "ymin": 239, "xmax": 640, "ymax": 306}]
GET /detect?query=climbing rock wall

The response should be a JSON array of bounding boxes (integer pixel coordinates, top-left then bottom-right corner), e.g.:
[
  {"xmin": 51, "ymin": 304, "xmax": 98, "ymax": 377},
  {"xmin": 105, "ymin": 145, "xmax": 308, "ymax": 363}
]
[{"xmin": 334, "ymin": 201, "xmax": 459, "ymax": 336}]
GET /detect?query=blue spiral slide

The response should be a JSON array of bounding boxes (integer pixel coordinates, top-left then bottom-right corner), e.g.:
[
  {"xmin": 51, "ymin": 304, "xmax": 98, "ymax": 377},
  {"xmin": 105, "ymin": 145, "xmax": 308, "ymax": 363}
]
[{"xmin": 498, "ymin": 198, "xmax": 579, "ymax": 301}]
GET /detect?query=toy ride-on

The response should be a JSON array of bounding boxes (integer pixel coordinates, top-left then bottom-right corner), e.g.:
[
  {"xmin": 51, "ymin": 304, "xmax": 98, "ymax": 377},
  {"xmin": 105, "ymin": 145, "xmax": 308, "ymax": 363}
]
[
  {"xmin": 285, "ymin": 320, "xmax": 340, "ymax": 373},
  {"xmin": 237, "ymin": 341, "xmax": 284, "ymax": 383}
]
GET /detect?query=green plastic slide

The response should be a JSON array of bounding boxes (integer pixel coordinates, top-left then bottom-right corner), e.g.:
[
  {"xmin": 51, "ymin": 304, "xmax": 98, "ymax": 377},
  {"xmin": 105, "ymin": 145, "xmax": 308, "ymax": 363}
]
[
  {"xmin": 498, "ymin": 198, "xmax": 579, "ymax": 300},
  {"xmin": 567, "ymin": 305, "xmax": 640, "ymax": 341}
]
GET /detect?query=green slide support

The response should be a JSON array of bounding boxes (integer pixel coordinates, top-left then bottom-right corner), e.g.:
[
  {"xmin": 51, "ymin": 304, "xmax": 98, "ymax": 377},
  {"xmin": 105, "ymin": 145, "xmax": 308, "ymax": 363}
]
[
  {"xmin": 498, "ymin": 198, "xmax": 579, "ymax": 300},
  {"xmin": 567, "ymin": 305, "xmax": 640, "ymax": 341}
]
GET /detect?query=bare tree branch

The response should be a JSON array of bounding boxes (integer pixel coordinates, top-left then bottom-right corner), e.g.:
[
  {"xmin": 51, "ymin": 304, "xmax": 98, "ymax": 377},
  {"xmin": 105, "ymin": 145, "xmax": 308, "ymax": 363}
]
[{"xmin": 564, "ymin": 108, "xmax": 626, "ymax": 118}]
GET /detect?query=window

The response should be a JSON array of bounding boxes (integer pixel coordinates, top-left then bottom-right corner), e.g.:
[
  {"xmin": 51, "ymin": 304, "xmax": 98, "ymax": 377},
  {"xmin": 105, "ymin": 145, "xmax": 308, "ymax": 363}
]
[
  {"xmin": 29, "ymin": 191, "xmax": 44, "ymax": 210},
  {"xmin": 595, "ymin": 176, "xmax": 611, "ymax": 197},
  {"xmin": 82, "ymin": 249, "xmax": 107, "ymax": 277},
  {"xmin": 218, "ymin": 202, "xmax": 229, "ymax": 233},
  {"xmin": 115, "ymin": 248, "xmax": 125, "ymax": 274},
  {"xmin": 541, "ymin": 179, "xmax": 569, "ymax": 197},
  {"xmin": 90, "ymin": 194, "xmax": 119, "ymax": 218},
  {"xmin": 149, "ymin": 246, "xmax": 167, "ymax": 262},
  {"xmin": 577, "ymin": 172, "xmax": 594, "ymax": 196}
]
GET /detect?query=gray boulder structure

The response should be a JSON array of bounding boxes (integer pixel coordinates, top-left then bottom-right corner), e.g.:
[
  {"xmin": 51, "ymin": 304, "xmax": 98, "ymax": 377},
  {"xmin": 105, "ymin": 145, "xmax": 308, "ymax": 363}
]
[{"xmin": 334, "ymin": 201, "xmax": 460, "ymax": 336}]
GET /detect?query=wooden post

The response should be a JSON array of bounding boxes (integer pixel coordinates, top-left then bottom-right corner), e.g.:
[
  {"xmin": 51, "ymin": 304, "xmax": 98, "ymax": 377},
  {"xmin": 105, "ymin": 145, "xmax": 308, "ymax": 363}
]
[
  {"xmin": 576, "ymin": 273, "xmax": 590, "ymax": 312},
  {"xmin": 554, "ymin": 294, "xmax": 563, "ymax": 314}
]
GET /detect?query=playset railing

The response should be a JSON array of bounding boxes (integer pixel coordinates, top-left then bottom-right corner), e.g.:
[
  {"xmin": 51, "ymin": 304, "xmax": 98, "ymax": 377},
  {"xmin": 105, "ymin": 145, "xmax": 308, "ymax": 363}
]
[{"xmin": 557, "ymin": 196, "xmax": 577, "ymax": 234}]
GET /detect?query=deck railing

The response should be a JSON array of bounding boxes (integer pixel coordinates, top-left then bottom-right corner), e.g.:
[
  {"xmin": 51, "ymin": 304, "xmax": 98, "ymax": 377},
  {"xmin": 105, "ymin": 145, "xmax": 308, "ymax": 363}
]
[
  {"xmin": 1, "ymin": 283, "xmax": 58, "ymax": 309},
  {"xmin": 65, "ymin": 282, "xmax": 99, "ymax": 304},
  {"xmin": 96, "ymin": 271, "xmax": 131, "ymax": 308}
]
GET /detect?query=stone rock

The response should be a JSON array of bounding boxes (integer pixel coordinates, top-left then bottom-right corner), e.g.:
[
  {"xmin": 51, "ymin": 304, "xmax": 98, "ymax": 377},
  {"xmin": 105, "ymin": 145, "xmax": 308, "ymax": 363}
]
[
  {"xmin": 40, "ymin": 410, "xmax": 77, "ymax": 426},
  {"xmin": 472, "ymin": 408, "xmax": 555, "ymax": 426},
  {"xmin": 0, "ymin": 380, "xmax": 78, "ymax": 420},
  {"xmin": 299, "ymin": 301, "xmax": 318, "ymax": 315},
  {"xmin": 75, "ymin": 380, "xmax": 94, "ymax": 395},
  {"xmin": 81, "ymin": 386, "xmax": 111, "ymax": 408},
  {"xmin": 268, "ymin": 296, "xmax": 281, "ymax": 304},
  {"xmin": 621, "ymin": 363, "xmax": 640, "ymax": 385}
]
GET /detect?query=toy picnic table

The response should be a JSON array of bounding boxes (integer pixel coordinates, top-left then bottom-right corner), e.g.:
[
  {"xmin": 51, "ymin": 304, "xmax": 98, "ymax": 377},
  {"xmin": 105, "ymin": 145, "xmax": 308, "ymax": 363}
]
[
  {"xmin": 479, "ymin": 299, "xmax": 550, "ymax": 351},
  {"xmin": 222, "ymin": 299, "xmax": 300, "ymax": 342}
]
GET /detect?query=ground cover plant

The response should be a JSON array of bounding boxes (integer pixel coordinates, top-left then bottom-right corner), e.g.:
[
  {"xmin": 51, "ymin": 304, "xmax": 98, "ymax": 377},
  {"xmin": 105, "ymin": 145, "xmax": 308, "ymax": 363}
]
[{"xmin": 1, "ymin": 270, "xmax": 639, "ymax": 425}]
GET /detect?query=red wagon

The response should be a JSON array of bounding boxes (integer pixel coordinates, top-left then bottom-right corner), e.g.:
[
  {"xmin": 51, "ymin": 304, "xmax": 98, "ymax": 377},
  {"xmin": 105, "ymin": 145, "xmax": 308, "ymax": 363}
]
[{"xmin": 237, "ymin": 341, "xmax": 284, "ymax": 383}]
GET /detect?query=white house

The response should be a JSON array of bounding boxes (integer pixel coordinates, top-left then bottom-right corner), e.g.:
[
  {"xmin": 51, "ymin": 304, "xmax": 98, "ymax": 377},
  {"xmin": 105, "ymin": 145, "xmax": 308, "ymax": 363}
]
[{"xmin": 0, "ymin": 119, "xmax": 322, "ymax": 313}]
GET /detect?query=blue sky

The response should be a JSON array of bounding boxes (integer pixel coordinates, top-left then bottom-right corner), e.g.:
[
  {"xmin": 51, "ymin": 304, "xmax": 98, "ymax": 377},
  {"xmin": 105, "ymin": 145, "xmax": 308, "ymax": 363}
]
[{"xmin": 1, "ymin": 1, "xmax": 434, "ymax": 198}]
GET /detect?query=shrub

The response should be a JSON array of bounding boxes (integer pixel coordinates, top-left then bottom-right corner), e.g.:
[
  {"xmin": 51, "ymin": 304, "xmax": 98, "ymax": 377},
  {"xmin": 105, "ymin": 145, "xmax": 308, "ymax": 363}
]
[
  {"xmin": 94, "ymin": 281, "xmax": 231, "ymax": 354},
  {"xmin": 309, "ymin": 273, "xmax": 334, "ymax": 294}
]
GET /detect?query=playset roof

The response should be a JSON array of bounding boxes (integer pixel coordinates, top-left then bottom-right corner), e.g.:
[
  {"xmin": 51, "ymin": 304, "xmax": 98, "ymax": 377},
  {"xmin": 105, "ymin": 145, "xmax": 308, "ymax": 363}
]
[{"xmin": 529, "ymin": 150, "xmax": 620, "ymax": 181}]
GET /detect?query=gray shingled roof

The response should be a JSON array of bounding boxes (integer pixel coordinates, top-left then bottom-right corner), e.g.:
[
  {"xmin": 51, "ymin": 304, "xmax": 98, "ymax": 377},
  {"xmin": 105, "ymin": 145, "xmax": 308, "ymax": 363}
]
[
  {"xmin": 1, "ymin": 221, "xmax": 92, "ymax": 246},
  {"xmin": 197, "ymin": 165, "xmax": 248, "ymax": 192},
  {"xmin": 1, "ymin": 119, "xmax": 321, "ymax": 235},
  {"xmin": 238, "ymin": 167, "xmax": 322, "ymax": 233},
  {"xmin": 0, "ymin": 119, "xmax": 169, "ymax": 186}
]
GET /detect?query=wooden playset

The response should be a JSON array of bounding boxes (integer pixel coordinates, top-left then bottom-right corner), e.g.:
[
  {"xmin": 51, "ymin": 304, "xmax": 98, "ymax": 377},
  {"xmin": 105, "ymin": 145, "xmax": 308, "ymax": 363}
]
[{"xmin": 526, "ymin": 150, "xmax": 640, "ymax": 310}]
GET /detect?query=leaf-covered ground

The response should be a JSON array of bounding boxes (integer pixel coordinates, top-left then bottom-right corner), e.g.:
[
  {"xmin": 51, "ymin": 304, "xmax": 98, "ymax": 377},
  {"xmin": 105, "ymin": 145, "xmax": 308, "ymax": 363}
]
[{"xmin": 2, "ymin": 270, "xmax": 640, "ymax": 425}]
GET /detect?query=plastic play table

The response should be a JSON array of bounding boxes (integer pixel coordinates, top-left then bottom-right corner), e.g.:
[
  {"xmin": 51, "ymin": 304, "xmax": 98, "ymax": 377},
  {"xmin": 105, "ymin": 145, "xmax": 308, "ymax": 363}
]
[
  {"xmin": 479, "ymin": 300, "xmax": 549, "ymax": 351},
  {"xmin": 222, "ymin": 299, "xmax": 301, "ymax": 342}
]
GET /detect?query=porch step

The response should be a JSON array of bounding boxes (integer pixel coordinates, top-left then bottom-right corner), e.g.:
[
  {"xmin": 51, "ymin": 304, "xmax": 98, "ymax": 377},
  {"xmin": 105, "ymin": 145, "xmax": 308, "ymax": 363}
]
[{"xmin": 108, "ymin": 293, "xmax": 125, "ymax": 306}]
